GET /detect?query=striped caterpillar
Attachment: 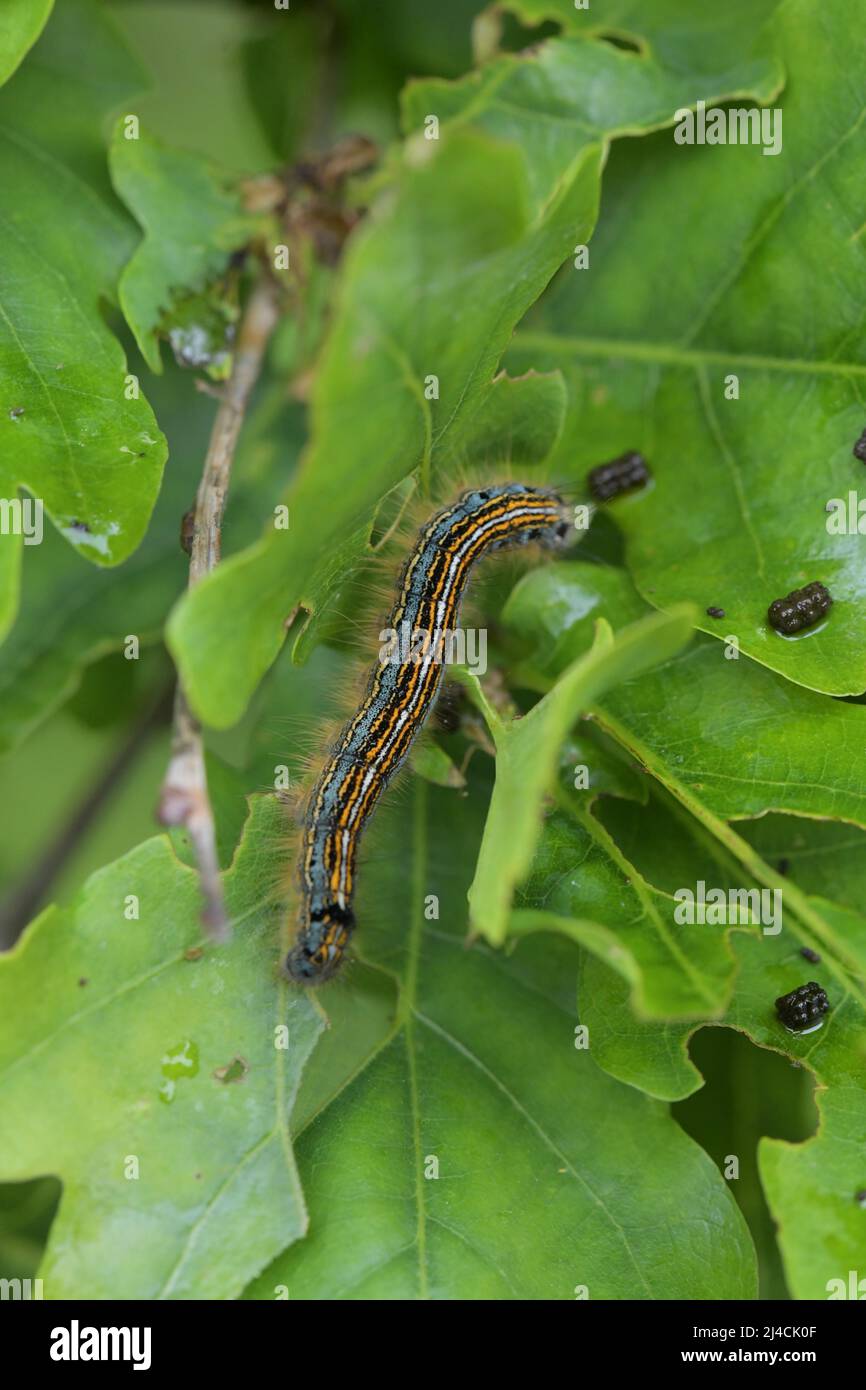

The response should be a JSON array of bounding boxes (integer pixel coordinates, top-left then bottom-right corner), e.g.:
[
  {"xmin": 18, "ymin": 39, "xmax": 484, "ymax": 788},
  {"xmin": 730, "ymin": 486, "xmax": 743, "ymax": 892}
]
[{"xmin": 285, "ymin": 482, "xmax": 573, "ymax": 984}]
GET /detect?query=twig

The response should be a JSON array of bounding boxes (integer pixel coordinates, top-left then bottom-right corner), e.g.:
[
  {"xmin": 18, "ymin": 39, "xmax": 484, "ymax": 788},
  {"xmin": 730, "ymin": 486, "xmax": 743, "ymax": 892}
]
[
  {"xmin": 187, "ymin": 278, "xmax": 283, "ymax": 581},
  {"xmin": 157, "ymin": 276, "xmax": 282, "ymax": 941}
]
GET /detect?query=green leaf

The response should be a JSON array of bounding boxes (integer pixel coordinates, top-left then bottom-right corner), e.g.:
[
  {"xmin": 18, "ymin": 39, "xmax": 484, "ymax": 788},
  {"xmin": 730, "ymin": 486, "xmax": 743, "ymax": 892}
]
[
  {"xmin": 728, "ymin": 817, "xmax": 866, "ymax": 1295},
  {"xmin": 727, "ymin": 926, "xmax": 866, "ymax": 1301},
  {"xmin": 455, "ymin": 368, "xmax": 567, "ymax": 469},
  {"xmin": 517, "ymin": 749, "xmax": 865, "ymax": 1297},
  {"xmin": 757, "ymin": 966, "xmax": 866, "ymax": 1299},
  {"xmin": 741, "ymin": 815, "xmax": 866, "ymax": 914},
  {"xmin": 511, "ymin": 0, "xmax": 866, "ymax": 695},
  {"xmin": 401, "ymin": 15, "xmax": 783, "ymax": 218},
  {"xmin": 500, "ymin": 548, "xmax": 866, "ymax": 1291},
  {"xmin": 557, "ymin": 771, "xmax": 752, "ymax": 1100},
  {"xmin": 506, "ymin": 0, "xmax": 782, "ymax": 63},
  {"xmin": 238, "ymin": 10, "xmax": 323, "ymax": 164},
  {"xmin": 0, "ymin": 0, "xmax": 167, "ymax": 638},
  {"xmin": 512, "ymin": 809, "xmax": 742, "ymax": 1023},
  {"xmin": 0, "ymin": 521, "xmax": 182, "ymax": 759},
  {"xmin": 0, "ymin": 0, "xmax": 53, "ymax": 87},
  {"xmin": 5, "ymin": 0, "xmax": 849, "ymax": 1304},
  {"xmin": 0, "ymin": 730, "xmax": 756, "ymax": 1299},
  {"xmin": 505, "ymin": 562, "xmax": 866, "ymax": 827},
  {"xmin": 563, "ymin": 787, "xmax": 762, "ymax": 1102},
  {"xmin": 503, "ymin": 556, "xmax": 866, "ymax": 1019},
  {"xmin": 509, "ymin": 759, "xmax": 768, "ymax": 1059},
  {"xmin": 574, "ymin": 919, "xmax": 866, "ymax": 1296},
  {"xmin": 242, "ymin": 778, "xmax": 755, "ymax": 1300},
  {"xmin": 410, "ymin": 737, "xmax": 466, "ymax": 789},
  {"xmin": 108, "ymin": 0, "xmax": 278, "ymax": 173},
  {"xmin": 674, "ymin": 1027, "xmax": 816, "ymax": 1302},
  {"xmin": 466, "ymin": 604, "xmax": 695, "ymax": 944},
  {"xmin": 167, "ymin": 12, "xmax": 781, "ymax": 729},
  {"xmin": 0, "ymin": 798, "xmax": 324, "ymax": 1300},
  {"xmin": 110, "ymin": 125, "xmax": 262, "ymax": 375},
  {"xmin": 563, "ymin": 726, "xmax": 648, "ymax": 804},
  {"xmin": 581, "ymin": 777, "xmax": 866, "ymax": 1289},
  {"xmin": 168, "ymin": 127, "xmax": 603, "ymax": 727},
  {"xmin": 0, "ymin": 365, "xmax": 304, "ymax": 756}
]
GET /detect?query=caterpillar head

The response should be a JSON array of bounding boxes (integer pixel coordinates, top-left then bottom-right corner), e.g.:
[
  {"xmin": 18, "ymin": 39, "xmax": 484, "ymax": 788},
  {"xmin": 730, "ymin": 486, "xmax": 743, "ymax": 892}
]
[
  {"xmin": 466, "ymin": 484, "xmax": 574, "ymax": 552},
  {"xmin": 545, "ymin": 509, "xmax": 575, "ymax": 550},
  {"xmin": 284, "ymin": 906, "xmax": 354, "ymax": 985}
]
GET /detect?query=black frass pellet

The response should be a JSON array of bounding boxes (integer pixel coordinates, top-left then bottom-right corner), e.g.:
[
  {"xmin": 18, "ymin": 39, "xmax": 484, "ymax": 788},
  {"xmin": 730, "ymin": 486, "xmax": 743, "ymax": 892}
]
[
  {"xmin": 587, "ymin": 451, "xmax": 650, "ymax": 501},
  {"xmin": 767, "ymin": 581, "xmax": 832, "ymax": 634},
  {"xmin": 775, "ymin": 981, "xmax": 829, "ymax": 1031}
]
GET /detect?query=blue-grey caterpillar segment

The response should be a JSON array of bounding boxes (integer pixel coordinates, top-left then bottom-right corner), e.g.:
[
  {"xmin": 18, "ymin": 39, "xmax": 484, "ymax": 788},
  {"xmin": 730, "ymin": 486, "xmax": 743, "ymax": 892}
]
[{"xmin": 285, "ymin": 482, "xmax": 572, "ymax": 984}]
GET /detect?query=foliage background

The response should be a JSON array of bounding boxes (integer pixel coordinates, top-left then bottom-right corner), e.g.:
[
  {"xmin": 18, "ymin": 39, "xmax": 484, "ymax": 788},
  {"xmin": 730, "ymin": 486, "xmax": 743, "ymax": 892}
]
[{"xmin": 0, "ymin": 0, "xmax": 863, "ymax": 1301}]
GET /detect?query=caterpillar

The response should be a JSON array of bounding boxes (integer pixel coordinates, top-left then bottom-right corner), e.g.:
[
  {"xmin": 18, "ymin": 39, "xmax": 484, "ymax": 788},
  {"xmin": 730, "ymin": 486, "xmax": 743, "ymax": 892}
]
[
  {"xmin": 587, "ymin": 450, "xmax": 650, "ymax": 501},
  {"xmin": 767, "ymin": 581, "xmax": 832, "ymax": 634},
  {"xmin": 285, "ymin": 481, "xmax": 573, "ymax": 984}
]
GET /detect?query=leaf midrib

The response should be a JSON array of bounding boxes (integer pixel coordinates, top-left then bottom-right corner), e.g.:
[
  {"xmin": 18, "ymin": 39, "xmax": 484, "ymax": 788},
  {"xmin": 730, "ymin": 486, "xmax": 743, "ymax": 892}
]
[{"xmin": 516, "ymin": 329, "xmax": 866, "ymax": 377}]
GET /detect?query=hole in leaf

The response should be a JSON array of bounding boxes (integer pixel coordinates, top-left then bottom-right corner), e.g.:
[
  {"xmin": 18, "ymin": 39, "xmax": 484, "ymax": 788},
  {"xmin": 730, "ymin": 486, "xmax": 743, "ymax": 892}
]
[
  {"xmin": 596, "ymin": 30, "xmax": 645, "ymax": 56},
  {"xmin": 674, "ymin": 1027, "xmax": 818, "ymax": 1299},
  {"xmin": 496, "ymin": 15, "xmax": 560, "ymax": 56},
  {"xmin": 0, "ymin": 1177, "xmax": 61, "ymax": 1284},
  {"xmin": 213, "ymin": 1056, "xmax": 249, "ymax": 1085}
]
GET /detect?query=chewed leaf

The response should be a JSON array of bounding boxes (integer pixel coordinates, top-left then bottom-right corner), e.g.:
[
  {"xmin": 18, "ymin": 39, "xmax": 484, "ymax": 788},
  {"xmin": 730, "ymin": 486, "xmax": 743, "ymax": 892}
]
[
  {"xmin": 468, "ymin": 603, "xmax": 695, "ymax": 944},
  {"xmin": 110, "ymin": 125, "xmax": 262, "ymax": 376},
  {"xmin": 509, "ymin": 0, "xmax": 866, "ymax": 695},
  {"xmin": 0, "ymin": 799, "xmax": 323, "ymax": 1299},
  {"xmin": 0, "ymin": 0, "xmax": 167, "ymax": 638},
  {"xmin": 242, "ymin": 775, "xmax": 755, "ymax": 1300},
  {"xmin": 505, "ymin": 562, "xmax": 866, "ymax": 828},
  {"xmin": 503, "ymin": 555, "xmax": 866, "ymax": 1291},
  {"xmin": 167, "ymin": 8, "xmax": 780, "ymax": 730}
]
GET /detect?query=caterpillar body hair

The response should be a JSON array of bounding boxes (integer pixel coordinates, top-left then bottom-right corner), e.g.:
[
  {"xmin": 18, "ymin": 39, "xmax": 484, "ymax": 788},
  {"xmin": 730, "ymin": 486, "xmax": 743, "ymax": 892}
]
[{"xmin": 285, "ymin": 481, "xmax": 573, "ymax": 984}]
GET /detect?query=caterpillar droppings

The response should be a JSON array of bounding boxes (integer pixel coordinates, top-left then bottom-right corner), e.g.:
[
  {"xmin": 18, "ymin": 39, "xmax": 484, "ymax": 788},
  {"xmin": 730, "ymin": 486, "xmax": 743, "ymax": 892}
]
[
  {"xmin": 587, "ymin": 450, "xmax": 650, "ymax": 501},
  {"xmin": 767, "ymin": 581, "xmax": 832, "ymax": 634},
  {"xmin": 774, "ymin": 981, "xmax": 830, "ymax": 1032},
  {"xmin": 285, "ymin": 482, "xmax": 572, "ymax": 984}
]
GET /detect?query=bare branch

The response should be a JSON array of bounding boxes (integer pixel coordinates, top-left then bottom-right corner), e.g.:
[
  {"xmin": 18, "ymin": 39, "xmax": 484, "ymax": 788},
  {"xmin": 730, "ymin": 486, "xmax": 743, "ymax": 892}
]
[{"xmin": 158, "ymin": 276, "xmax": 282, "ymax": 941}]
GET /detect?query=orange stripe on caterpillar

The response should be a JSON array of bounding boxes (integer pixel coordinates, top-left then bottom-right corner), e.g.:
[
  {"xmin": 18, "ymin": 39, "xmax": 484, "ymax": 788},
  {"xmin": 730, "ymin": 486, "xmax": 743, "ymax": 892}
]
[{"xmin": 285, "ymin": 482, "xmax": 572, "ymax": 984}]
